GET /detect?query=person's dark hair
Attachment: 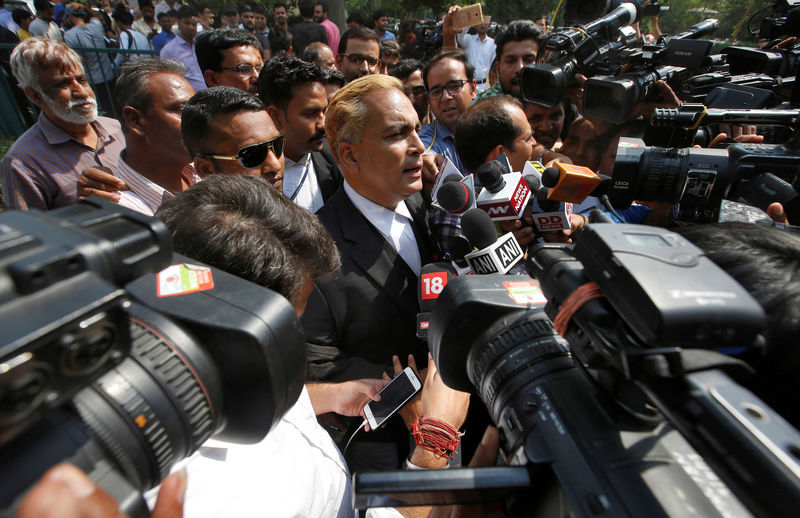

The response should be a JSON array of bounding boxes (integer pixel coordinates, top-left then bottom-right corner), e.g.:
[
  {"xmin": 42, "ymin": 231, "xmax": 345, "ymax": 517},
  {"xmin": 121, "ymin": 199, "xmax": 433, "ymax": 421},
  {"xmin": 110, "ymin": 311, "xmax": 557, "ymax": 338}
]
[
  {"xmin": 195, "ymin": 29, "xmax": 262, "ymax": 73},
  {"xmin": 314, "ymin": 1, "xmax": 328, "ymax": 14},
  {"xmin": 675, "ymin": 222, "xmax": 800, "ymax": 426},
  {"xmin": 176, "ymin": 5, "xmax": 196, "ymax": 19},
  {"xmin": 372, "ymin": 9, "xmax": 389, "ymax": 25},
  {"xmin": 455, "ymin": 95, "xmax": 525, "ymax": 173},
  {"xmin": 273, "ymin": 1, "xmax": 288, "ymax": 10},
  {"xmin": 157, "ymin": 10, "xmax": 170, "ymax": 20},
  {"xmin": 494, "ymin": 20, "xmax": 545, "ymax": 59},
  {"xmin": 112, "ymin": 5, "xmax": 133, "ymax": 26},
  {"xmin": 139, "ymin": 0, "xmax": 154, "ymax": 9},
  {"xmin": 12, "ymin": 8, "xmax": 31, "ymax": 25},
  {"xmin": 337, "ymin": 25, "xmax": 379, "ymax": 55},
  {"xmin": 253, "ymin": 5, "xmax": 266, "ymax": 16},
  {"xmin": 194, "ymin": 2, "xmax": 209, "ymax": 12},
  {"xmin": 114, "ymin": 57, "xmax": 187, "ymax": 132},
  {"xmin": 298, "ymin": 0, "xmax": 314, "ymax": 18},
  {"xmin": 181, "ymin": 86, "xmax": 267, "ymax": 157},
  {"xmin": 388, "ymin": 58, "xmax": 423, "ymax": 80},
  {"xmin": 346, "ymin": 12, "xmax": 364, "ymax": 26},
  {"xmin": 155, "ymin": 175, "xmax": 340, "ymax": 304},
  {"xmin": 33, "ymin": 0, "xmax": 51, "ymax": 13},
  {"xmin": 423, "ymin": 50, "xmax": 474, "ymax": 89},
  {"xmin": 258, "ymin": 53, "xmax": 325, "ymax": 108},
  {"xmin": 240, "ymin": 4, "xmax": 254, "ymax": 14},
  {"xmin": 301, "ymin": 41, "xmax": 328, "ymax": 64},
  {"xmin": 379, "ymin": 39, "xmax": 400, "ymax": 58},
  {"xmin": 323, "ymin": 67, "xmax": 345, "ymax": 87}
]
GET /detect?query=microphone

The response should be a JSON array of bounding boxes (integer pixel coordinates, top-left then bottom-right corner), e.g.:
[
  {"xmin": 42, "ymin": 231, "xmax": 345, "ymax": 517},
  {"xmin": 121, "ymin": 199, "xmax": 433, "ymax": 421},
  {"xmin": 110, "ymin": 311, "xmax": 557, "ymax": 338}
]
[
  {"xmin": 531, "ymin": 187, "xmax": 574, "ymax": 233},
  {"xmin": 461, "ymin": 208, "xmax": 524, "ymax": 275},
  {"xmin": 475, "ymin": 158, "xmax": 532, "ymax": 221},
  {"xmin": 437, "ymin": 180, "xmax": 475, "ymax": 214},
  {"xmin": 540, "ymin": 163, "xmax": 606, "ymax": 204},
  {"xmin": 417, "ymin": 262, "xmax": 457, "ymax": 338},
  {"xmin": 584, "ymin": 1, "xmax": 642, "ymax": 35}
]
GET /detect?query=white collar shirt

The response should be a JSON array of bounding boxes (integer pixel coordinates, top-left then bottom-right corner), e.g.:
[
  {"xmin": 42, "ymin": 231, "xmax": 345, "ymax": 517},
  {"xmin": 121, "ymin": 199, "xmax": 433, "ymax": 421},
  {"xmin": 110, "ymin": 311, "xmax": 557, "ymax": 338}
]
[
  {"xmin": 114, "ymin": 156, "xmax": 200, "ymax": 216},
  {"xmin": 457, "ymin": 30, "xmax": 496, "ymax": 83},
  {"xmin": 284, "ymin": 153, "xmax": 324, "ymax": 213},
  {"xmin": 344, "ymin": 179, "xmax": 421, "ymax": 276}
]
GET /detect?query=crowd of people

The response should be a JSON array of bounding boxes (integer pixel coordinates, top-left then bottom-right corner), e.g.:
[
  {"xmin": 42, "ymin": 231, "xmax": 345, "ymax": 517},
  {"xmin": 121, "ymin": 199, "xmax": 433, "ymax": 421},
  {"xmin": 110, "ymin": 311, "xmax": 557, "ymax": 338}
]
[{"xmin": 1, "ymin": 1, "xmax": 800, "ymax": 517}]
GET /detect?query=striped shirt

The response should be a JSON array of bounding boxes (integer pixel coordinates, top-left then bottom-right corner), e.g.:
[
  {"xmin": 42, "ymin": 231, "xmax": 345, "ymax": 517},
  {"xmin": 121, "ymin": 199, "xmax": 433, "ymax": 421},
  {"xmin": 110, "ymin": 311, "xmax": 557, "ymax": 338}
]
[
  {"xmin": 114, "ymin": 157, "xmax": 200, "ymax": 216},
  {"xmin": 0, "ymin": 113, "xmax": 125, "ymax": 210}
]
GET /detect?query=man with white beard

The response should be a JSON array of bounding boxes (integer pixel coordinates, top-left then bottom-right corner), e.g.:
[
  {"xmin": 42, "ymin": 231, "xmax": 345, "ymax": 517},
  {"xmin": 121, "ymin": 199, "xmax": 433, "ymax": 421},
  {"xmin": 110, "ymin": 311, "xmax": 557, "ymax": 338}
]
[{"xmin": 0, "ymin": 37, "xmax": 125, "ymax": 210}]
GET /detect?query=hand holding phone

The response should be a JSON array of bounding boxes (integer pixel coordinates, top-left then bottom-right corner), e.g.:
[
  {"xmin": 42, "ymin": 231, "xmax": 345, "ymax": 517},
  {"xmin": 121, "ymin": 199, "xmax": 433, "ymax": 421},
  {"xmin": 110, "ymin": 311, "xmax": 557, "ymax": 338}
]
[
  {"xmin": 364, "ymin": 366, "xmax": 422, "ymax": 431},
  {"xmin": 451, "ymin": 3, "xmax": 484, "ymax": 31}
]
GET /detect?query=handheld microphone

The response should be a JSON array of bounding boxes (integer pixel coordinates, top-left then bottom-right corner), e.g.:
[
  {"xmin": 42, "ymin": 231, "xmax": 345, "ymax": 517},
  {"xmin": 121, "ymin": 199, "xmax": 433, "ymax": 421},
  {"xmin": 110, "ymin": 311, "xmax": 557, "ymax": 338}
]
[
  {"xmin": 531, "ymin": 187, "xmax": 574, "ymax": 232},
  {"xmin": 475, "ymin": 159, "xmax": 532, "ymax": 221},
  {"xmin": 461, "ymin": 208, "xmax": 524, "ymax": 275},
  {"xmin": 417, "ymin": 262, "xmax": 457, "ymax": 338},
  {"xmin": 437, "ymin": 180, "xmax": 475, "ymax": 214},
  {"xmin": 541, "ymin": 163, "xmax": 606, "ymax": 204}
]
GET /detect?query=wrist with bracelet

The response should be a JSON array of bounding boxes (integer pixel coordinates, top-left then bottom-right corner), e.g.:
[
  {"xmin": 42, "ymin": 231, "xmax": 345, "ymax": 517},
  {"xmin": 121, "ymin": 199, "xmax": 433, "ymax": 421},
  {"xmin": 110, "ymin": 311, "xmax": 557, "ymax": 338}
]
[{"xmin": 412, "ymin": 417, "xmax": 464, "ymax": 459}]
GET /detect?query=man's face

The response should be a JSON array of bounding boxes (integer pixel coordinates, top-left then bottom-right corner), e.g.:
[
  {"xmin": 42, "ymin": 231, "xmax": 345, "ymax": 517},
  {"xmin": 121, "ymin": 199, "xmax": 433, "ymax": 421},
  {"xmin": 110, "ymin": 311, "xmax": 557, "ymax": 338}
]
[
  {"xmin": 339, "ymin": 89, "xmax": 424, "ymax": 209},
  {"xmin": 157, "ymin": 14, "xmax": 171, "ymax": 31},
  {"xmin": 503, "ymin": 104, "xmax": 535, "ymax": 173},
  {"xmin": 524, "ymin": 102, "xmax": 564, "ymax": 150},
  {"xmin": 199, "ymin": 7, "xmax": 214, "ymax": 26},
  {"xmin": 31, "ymin": 64, "xmax": 97, "ymax": 125},
  {"xmin": 269, "ymin": 81, "xmax": 327, "ymax": 162},
  {"xmin": 222, "ymin": 12, "xmax": 239, "ymax": 28},
  {"xmin": 497, "ymin": 39, "xmax": 538, "ymax": 95},
  {"xmin": 402, "ymin": 69, "xmax": 428, "ymax": 123},
  {"xmin": 273, "ymin": 6, "xmax": 287, "ymax": 25},
  {"xmin": 381, "ymin": 53, "xmax": 399, "ymax": 71},
  {"xmin": 426, "ymin": 57, "xmax": 476, "ymax": 132},
  {"xmin": 313, "ymin": 4, "xmax": 324, "ymax": 22},
  {"xmin": 141, "ymin": 5, "xmax": 154, "ymax": 21},
  {"xmin": 20, "ymin": 14, "xmax": 33, "ymax": 30},
  {"xmin": 140, "ymin": 73, "xmax": 194, "ymax": 164},
  {"xmin": 375, "ymin": 15, "xmax": 388, "ymax": 31},
  {"xmin": 178, "ymin": 15, "xmax": 198, "ymax": 41},
  {"xmin": 315, "ymin": 46, "xmax": 335, "ymax": 69},
  {"xmin": 476, "ymin": 22, "xmax": 489, "ymax": 35},
  {"xmin": 40, "ymin": 7, "xmax": 54, "ymax": 21},
  {"xmin": 254, "ymin": 12, "xmax": 266, "ymax": 30},
  {"xmin": 240, "ymin": 10, "xmax": 254, "ymax": 30},
  {"xmin": 198, "ymin": 109, "xmax": 284, "ymax": 190},
  {"xmin": 559, "ymin": 119, "xmax": 600, "ymax": 170},
  {"xmin": 209, "ymin": 44, "xmax": 263, "ymax": 95},
  {"xmin": 336, "ymin": 38, "xmax": 380, "ymax": 82},
  {"xmin": 323, "ymin": 82, "xmax": 340, "ymax": 103}
]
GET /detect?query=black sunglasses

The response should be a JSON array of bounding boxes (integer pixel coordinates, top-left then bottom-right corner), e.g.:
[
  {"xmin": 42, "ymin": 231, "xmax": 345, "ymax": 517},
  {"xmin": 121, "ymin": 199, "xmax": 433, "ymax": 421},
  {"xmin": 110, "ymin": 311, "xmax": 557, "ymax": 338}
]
[{"xmin": 199, "ymin": 136, "xmax": 285, "ymax": 169}]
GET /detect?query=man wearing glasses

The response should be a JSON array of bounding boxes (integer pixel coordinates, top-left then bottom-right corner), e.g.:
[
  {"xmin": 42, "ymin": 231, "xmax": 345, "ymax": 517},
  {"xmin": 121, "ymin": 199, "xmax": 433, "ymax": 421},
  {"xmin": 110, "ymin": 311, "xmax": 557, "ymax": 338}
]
[
  {"xmin": 420, "ymin": 50, "xmax": 477, "ymax": 175},
  {"xmin": 195, "ymin": 29, "xmax": 264, "ymax": 96},
  {"xmin": 335, "ymin": 26, "xmax": 381, "ymax": 82},
  {"xmin": 389, "ymin": 59, "xmax": 430, "ymax": 126},
  {"xmin": 258, "ymin": 54, "xmax": 342, "ymax": 212}
]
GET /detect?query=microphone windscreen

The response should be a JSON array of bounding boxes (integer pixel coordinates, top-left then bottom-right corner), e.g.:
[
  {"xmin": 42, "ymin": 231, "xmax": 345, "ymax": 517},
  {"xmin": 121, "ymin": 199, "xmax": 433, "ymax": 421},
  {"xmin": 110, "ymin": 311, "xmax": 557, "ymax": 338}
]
[
  {"xmin": 536, "ymin": 187, "xmax": 560, "ymax": 212},
  {"xmin": 462, "ymin": 208, "xmax": 498, "ymax": 249},
  {"xmin": 437, "ymin": 182, "xmax": 473, "ymax": 214},
  {"xmin": 593, "ymin": 176, "xmax": 612, "ymax": 197},
  {"xmin": 476, "ymin": 160, "xmax": 507, "ymax": 192},
  {"xmin": 447, "ymin": 236, "xmax": 473, "ymax": 264},
  {"xmin": 523, "ymin": 173, "xmax": 541, "ymax": 193},
  {"xmin": 541, "ymin": 167, "xmax": 561, "ymax": 188}
]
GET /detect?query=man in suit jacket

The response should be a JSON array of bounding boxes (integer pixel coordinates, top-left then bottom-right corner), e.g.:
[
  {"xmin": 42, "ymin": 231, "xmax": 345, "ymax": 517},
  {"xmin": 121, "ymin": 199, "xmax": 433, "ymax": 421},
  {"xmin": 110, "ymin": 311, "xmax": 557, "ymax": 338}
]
[
  {"xmin": 258, "ymin": 53, "xmax": 342, "ymax": 211},
  {"xmin": 301, "ymin": 73, "xmax": 441, "ymax": 471}
]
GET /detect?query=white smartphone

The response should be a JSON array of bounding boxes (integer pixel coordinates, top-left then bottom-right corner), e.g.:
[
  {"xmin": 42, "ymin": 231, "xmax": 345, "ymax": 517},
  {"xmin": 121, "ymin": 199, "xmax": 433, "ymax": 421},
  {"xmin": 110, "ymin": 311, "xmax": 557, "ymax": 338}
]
[{"xmin": 364, "ymin": 366, "xmax": 422, "ymax": 430}]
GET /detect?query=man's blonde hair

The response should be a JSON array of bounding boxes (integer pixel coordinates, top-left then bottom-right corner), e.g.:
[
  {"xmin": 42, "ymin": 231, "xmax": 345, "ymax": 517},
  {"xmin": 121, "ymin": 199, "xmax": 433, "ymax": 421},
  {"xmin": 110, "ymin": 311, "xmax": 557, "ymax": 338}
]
[
  {"xmin": 11, "ymin": 37, "xmax": 85, "ymax": 92},
  {"xmin": 325, "ymin": 74, "xmax": 403, "ymax": 156}
]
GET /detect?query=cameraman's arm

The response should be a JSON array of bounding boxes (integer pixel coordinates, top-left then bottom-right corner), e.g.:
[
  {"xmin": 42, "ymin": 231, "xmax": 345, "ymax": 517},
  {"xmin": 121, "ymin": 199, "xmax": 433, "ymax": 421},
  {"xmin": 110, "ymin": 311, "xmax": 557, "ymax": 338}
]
[
  {"xmin": 441, "ymin": 6, "xmax": 460, "ymax": 50},
  {"xmin": 17, "ymin": 463, "xmax": 185, "ymax": 518}
]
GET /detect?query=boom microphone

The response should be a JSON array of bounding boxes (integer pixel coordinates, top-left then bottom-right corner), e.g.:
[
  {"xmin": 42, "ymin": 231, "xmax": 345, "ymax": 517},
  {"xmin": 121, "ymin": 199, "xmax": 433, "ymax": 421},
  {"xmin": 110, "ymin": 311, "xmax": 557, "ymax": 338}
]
[{"xmin": 461, "ymin": 209, "xmax": 524, "ymax": 275}]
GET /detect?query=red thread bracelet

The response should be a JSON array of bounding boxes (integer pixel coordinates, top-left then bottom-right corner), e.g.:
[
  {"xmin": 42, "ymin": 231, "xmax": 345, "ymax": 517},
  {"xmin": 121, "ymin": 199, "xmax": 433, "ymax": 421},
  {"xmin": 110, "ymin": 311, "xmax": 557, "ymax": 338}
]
[{"xmin": 412, "ymin": 417, "xmax": 463, "ymax": 459}]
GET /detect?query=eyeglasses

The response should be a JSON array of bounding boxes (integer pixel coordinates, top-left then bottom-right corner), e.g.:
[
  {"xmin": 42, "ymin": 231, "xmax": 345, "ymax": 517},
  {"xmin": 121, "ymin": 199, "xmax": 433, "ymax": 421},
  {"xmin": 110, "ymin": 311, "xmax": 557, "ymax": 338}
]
[
  {"xmin": 428, "ymin": 79, "xmax": 467, "ymax": 100},
  {"xmin": 341, "ymin": 53, "xmax": 380, "ymax": 68},
  {"xmin": 404, "ymin": 85, "xmax": 427, "ymax": 97},
  {"xmin": 199, "ymin": 136, "xmax": 285, "ymax": 169},
  {"xmin": 220, "ymin": 63, "xmax": 263, "ymax": 75}
]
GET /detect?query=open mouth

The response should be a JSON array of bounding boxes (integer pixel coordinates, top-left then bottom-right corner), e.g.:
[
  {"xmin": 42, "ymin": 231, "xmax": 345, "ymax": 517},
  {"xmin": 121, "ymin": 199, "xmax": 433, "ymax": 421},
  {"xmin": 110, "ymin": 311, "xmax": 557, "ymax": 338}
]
[{"xmin": 403, "ymin": 163, "xmax": 422, "ymax": 176}]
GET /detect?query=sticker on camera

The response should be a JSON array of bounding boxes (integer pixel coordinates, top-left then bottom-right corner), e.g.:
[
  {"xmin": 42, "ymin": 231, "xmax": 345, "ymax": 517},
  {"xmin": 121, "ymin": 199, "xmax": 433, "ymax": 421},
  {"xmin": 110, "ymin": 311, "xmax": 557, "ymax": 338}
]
[
  {"xmin": 503, "ymin": 281, "xmax": 546, "ymax": 305},
  {"xmin": 157, "ymin": 264, "xmax": 214, "ymax": 297}
]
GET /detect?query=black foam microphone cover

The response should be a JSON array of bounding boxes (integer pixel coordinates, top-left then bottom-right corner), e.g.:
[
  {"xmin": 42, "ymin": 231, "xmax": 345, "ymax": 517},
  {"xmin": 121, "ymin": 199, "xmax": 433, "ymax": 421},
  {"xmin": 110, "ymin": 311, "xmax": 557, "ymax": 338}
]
[
  {"xmin": 476, "ymin": 160, "xmax": 507, "ymax": 193},
  {"xmin": 437, "ymin": 182, "xmax": 473, "ymax": 214},
  {"xmin": 461, "ymin": 208, "xmax": 498, "ymax": 250},
  {"xmin": 541, "ymin": 167, "xmax": 561, "ymax": 188},
  {"xmin": 536, "ymin": 187, "xmax": 561, "ymax": 212}
]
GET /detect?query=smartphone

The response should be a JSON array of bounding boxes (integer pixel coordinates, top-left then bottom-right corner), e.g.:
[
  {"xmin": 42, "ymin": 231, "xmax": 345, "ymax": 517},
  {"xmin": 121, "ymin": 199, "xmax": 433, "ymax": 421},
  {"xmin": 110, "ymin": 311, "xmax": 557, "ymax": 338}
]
[
  {"xmin": 452, "ymin": 3, "xmax": 484, "ymax": 31},
  {"xmin": 364, "ymin": 366, "xmax": 422, "ymax": 430}
]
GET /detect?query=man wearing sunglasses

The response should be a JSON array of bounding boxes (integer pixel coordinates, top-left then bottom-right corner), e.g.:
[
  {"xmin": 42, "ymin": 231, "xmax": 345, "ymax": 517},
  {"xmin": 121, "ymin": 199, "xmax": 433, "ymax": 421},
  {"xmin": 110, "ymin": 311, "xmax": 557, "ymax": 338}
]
[
  {"xmin": 420, "ymin": 50, "xmax": 477, "ymax": 176},
  {"xmin": 258, "ymin": 54, "xmax": 341, "ymax": 212},
  {"xmin": 183, "ymin": 86, "xmax": 285, "ymax": 191},
  {"xmin": 196, "ymin": 29, "xmax": 264, "ymax": 96},
  {"xmin": 335, "ymin": 26, "xmax": 381, "ymax": 82}
]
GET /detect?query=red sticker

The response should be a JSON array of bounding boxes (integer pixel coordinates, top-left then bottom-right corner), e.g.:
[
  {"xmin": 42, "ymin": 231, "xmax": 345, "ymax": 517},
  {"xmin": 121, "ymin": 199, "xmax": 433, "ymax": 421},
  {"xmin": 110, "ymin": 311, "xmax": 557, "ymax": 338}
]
[
  {"xmin": 503, "ymin": 281, "xmax": 546, "ymax": 305},
  {"xmin": 157, "ymin": 264, "xmax": 215, "ymax": 297}
]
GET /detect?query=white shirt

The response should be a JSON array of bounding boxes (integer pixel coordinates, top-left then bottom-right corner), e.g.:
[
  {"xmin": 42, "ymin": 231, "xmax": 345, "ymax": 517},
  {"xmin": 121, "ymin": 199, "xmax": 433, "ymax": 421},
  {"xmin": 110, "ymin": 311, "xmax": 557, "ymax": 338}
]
[
  {"xmin": 283, "ymin": 153, "xmax": 324, "ymax": 213},
  {"xmin": 154, "ymin": 0, "xmax": 183, "ymax": 18},
  {"xmin": 114, "ymin": 157, "xmax": 200, "ymax": 216},
  {"xmin": 147, "ymin": 387, "xmax": 354, "ymax": 517},
  {"xmin": 344, "ymin": 180, "xmax": 421, "ymax": 276},
  {"xmin": 457, "ymin": 30, "xmax": 496, "ymax": 85}
]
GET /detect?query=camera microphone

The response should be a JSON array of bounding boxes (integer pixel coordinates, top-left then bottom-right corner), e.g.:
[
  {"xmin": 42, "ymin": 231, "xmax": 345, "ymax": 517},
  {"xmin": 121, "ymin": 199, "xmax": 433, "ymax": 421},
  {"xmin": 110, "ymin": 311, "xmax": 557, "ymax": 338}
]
[
  {"xmin": 416, "ymin": 262, "xmax": 457, "ymax": 338},
  {"xmin": 461, "ymin": 208, "xmax": 524, "ymax": 275}
]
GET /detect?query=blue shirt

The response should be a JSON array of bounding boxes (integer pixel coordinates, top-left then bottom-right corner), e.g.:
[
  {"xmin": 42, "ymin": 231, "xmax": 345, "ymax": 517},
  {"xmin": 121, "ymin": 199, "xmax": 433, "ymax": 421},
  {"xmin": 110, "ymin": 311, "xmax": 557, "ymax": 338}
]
[
  {"xmin": 160, "ymin": 35, "xmax": 206, "ymax": 93},
  {"xmin": 152, "ymin": 31, "xmax": 175, "ymax": 53},
  {"xmin": 374, "ymin": 29, "xmax": 396, "ymax": 41},
  {"xmin": 419, "ymin": 120, "xmax": 466, "ymax": 175}
]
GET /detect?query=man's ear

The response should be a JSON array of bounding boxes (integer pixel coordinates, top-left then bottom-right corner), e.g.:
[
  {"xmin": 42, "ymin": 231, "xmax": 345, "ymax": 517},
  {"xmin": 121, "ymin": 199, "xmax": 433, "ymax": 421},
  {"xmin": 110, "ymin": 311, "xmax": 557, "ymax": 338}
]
[
  {"xmin": 469, "ymin": 80, "xmax": 478, "ymax": 101},
  {"xmin": 337, "ymin": 141, "xmax": 358, "ymax": 174},
  {"xmin": 266, "ymin": 105, "xmax": 286, "ymax": 132},
  {"xmin": 335, "ymin": 54, "xmax": 344, "ymax": 70},
  {"xmin": 24, "ymin": 87, "xmax": 45, "ymax": 108},
  {"xmin": 193, "ymin": 156, "xmax": 216, "ymax": 178},
  {"xmin": 485, "ymin": 144, "xmax": 504, "ymax": 162},
  {"xmin": 203, "ymin": 69, "xmax": 220, "ymax": 88},
  {"xmin": 121, "ymin": 105, "xmax": 146, "ymax": 137}
]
